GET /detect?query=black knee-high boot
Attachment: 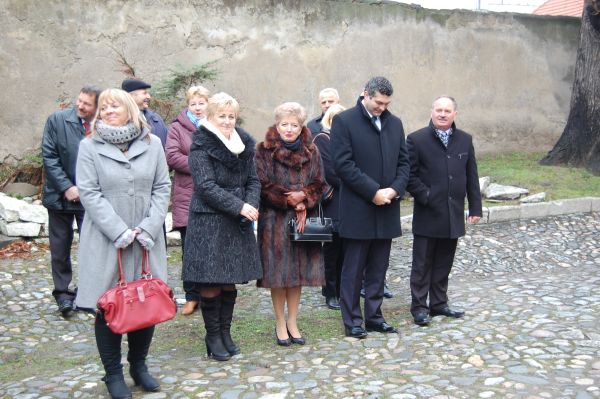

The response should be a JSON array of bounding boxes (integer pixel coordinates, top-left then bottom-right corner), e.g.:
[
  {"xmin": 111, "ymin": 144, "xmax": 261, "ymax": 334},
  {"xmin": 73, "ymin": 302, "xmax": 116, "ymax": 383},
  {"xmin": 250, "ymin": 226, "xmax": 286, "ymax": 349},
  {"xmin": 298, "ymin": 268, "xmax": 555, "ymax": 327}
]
[
  {"xmin": 220, "ymin": 290, "xmax": 240, "ymax": 355},
  {"xmin": 95, "ymin": 314, "xmax": 131, "ymax": 399},
  {"xmin": 200, "ymin": 295, "xmax": 231, "ymax": 361},
  {"xmin": 127, "ymin": 326, "xmax": 160, "ymax": 392}
]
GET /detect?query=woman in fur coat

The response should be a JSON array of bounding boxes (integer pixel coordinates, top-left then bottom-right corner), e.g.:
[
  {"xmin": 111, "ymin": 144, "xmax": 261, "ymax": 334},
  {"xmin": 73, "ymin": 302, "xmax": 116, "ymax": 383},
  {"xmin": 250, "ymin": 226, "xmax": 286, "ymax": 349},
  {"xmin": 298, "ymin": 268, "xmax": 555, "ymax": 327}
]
[
  {"xmin": 183, "ymin": 93, "xmax": 262, "ymax": 361},
  {"xmin": 255, "ymin": 102, "xmax": 326, "ymax": 347}
]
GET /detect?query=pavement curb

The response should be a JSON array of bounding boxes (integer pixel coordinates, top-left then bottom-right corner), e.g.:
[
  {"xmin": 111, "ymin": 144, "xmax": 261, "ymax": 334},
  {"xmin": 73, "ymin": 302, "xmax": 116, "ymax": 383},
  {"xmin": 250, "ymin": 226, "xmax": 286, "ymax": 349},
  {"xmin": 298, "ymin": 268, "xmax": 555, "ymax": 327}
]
[{"xmin": 399, "ymin": 196, "xmax": 600, "ymax": 234}]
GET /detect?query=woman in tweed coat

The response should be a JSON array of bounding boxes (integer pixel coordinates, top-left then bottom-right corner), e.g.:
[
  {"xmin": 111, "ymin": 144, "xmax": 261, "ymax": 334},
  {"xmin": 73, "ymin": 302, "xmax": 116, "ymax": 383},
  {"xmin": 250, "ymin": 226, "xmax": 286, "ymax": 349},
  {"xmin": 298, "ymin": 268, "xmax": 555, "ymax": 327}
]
[
  {"xmin": 256, "ymin": 102, "xmax": 326, "ymax": 347},
  {"xmin": 183, "ymin": 92, "xmax": 262, "ymax": 361}
]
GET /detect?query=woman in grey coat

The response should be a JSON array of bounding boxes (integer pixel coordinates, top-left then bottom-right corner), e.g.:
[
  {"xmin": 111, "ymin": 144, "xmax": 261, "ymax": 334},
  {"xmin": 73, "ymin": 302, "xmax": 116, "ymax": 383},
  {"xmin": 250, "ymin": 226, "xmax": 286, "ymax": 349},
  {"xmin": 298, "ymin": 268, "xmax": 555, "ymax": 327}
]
[
  {"xmin": 75, "ymin": 89, "xmax": 171, "ymax": 399},
  {"xmin": 183, "ymin": 92, "xmax": 262, "ymax": 361}
]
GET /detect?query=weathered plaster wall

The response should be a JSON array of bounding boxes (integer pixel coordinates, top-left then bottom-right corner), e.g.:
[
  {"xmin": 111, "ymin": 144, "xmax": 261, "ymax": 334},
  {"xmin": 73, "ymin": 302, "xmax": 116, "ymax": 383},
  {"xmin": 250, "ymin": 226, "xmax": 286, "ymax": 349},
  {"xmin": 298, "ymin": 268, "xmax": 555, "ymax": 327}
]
[{"xmin": 0, "ymin": 0, "xmax": 580, "ymax": 159}]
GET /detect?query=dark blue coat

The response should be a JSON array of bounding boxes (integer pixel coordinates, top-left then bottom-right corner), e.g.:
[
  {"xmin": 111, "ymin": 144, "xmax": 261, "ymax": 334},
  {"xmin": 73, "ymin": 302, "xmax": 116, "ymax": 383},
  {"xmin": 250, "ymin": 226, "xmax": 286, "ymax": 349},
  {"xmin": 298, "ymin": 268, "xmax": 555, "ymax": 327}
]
[
  {"xmin": 331, "ymin": 97, "xmax": 410, "ymax": 240},
  {"xmin": 406, "ymin": 120, "xmax": 482, "ymax": 239},
  {"xmin": 143, "ymin": 108, "xmax": 168, "ymax": 148},
  {"xmin": 41, "ymin": 107, "xmax": 86, "ymax": 212}
]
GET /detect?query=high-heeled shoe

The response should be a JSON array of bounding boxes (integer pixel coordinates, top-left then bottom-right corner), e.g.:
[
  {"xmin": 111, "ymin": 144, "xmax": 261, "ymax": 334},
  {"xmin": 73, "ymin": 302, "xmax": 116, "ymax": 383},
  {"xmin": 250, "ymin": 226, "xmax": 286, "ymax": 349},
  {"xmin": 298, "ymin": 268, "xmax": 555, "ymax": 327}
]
[
  {"xmin": 287, "ymin": 328, "xmax": 306, "ymax": 345},
  {"xmin": 275, "ymin": 329, "xmax": 291, "ymax": 346}
]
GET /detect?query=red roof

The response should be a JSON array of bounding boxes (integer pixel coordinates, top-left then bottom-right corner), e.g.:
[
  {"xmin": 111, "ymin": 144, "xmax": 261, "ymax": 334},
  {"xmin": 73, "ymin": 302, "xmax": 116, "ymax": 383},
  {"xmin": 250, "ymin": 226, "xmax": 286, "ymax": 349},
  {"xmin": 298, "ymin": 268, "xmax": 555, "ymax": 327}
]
[{"xmin": 533, "ymin": 0, "xmax": 584, "ymax": 17}]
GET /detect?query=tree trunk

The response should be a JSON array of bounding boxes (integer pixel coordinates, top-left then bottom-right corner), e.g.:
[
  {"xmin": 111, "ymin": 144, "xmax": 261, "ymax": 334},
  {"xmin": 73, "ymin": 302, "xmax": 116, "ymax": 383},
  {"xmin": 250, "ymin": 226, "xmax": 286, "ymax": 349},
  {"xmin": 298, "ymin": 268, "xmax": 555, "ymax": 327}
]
[{"xmin": 540, "ymin": 1, "xmax": 600, "ymax": 175}]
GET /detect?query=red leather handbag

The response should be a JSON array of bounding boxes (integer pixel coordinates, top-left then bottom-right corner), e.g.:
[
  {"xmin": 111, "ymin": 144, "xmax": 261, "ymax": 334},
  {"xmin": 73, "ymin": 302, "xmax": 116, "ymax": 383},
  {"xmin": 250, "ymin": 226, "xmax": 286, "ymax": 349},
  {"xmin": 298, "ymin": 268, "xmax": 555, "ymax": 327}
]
[{"xmin": 97, "ymin": 248, "xmax": 177, "ymax": 334}]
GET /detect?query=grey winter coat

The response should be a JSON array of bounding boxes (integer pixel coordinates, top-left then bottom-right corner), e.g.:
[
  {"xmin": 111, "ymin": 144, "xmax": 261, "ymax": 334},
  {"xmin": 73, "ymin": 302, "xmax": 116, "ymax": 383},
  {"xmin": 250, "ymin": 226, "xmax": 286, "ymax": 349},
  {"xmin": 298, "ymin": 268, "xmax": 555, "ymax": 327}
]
[
  {"xmin": 74, "ymin": 129, "xmax": 171, "ymax": 309},
  {"xmin": 41, "ymin": 107, "xmax": 86, "ymax": 212},
  {"xmin": 182, "ymin": 125, "xmax": 262, "ymax": 284}
]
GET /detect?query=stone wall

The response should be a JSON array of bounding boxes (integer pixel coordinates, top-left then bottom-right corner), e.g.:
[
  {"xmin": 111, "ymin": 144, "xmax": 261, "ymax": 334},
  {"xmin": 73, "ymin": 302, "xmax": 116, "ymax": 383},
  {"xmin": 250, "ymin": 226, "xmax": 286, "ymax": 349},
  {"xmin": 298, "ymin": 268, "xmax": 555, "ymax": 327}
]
[{"xmin": 0, "ymin": 0, "xmax": 580, "ymax": 159}]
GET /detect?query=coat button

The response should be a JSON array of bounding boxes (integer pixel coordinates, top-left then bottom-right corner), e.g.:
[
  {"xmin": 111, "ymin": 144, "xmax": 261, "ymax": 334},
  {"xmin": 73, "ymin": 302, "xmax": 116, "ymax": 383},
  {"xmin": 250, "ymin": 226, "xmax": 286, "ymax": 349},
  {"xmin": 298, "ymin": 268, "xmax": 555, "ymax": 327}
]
[
  {"xmin": 447, "ymin": 155, "xmax": 451, "ymax": 159},
  {"xmin": 449, "ymin": 175, "xmax": 453, "ymax": 179},
  {"xmin": 125, "ymin": 164, "xmax": 131, "ymax": 169},
  {"xmin": 449, "ymin": 196, "xmax": 452, "ymax": 200},
  {"xmin": 128, "ymin": 189, "xmax": 134, "ymax": 195}
]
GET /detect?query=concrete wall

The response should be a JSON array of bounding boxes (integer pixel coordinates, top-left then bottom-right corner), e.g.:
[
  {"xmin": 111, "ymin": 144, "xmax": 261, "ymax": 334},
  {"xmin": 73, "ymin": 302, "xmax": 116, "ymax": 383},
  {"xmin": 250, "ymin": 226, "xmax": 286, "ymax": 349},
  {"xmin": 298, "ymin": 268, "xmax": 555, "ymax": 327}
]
[{"xmin": 0, "ymin": 0, "xmax": 580, "ymax": 160}]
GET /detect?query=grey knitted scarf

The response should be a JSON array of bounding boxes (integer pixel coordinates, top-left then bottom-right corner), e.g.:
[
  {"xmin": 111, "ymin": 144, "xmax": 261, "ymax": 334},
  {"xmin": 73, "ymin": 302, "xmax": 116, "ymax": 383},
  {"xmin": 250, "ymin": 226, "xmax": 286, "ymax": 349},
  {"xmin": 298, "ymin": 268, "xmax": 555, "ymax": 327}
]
[{"xmin": 96, "ymin": 120, "xmax": 142, "ymax": 152}]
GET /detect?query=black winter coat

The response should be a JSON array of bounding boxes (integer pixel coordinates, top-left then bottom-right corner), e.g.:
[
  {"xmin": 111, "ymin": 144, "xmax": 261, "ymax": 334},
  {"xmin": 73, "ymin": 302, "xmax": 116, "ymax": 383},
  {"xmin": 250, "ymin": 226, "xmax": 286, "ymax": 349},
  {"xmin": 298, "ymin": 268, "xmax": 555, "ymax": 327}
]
[
  {"xmin": 313, "ymin": 130, "xmax": 341, "ymax": 230},
  {"xmin": 406, "ymin": 121, "xmax": 483, "ymax": 239},
  {"xmin": 41, "ymin": 107, "xmax": 86, "ymax": 212},
  {"xmin": 182, "ymin": 125, "xmax": 262, "ymax": 284},
  {"xmin": 331, "ymin": 97, "xmax": 410, "ymax": 239}
]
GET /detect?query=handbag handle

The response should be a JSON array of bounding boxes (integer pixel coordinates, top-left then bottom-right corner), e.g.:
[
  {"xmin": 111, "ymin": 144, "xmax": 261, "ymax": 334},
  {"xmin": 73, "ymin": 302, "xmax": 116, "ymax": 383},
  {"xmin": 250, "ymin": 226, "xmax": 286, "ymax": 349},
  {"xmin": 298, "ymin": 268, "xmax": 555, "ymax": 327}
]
[
  {"xmin": 317, "ymin": 202, "xmax": 325, "ymax": 224},
  {"xmin": 116, "ymin": 248, "xmax": 152, "ymax": 287}
]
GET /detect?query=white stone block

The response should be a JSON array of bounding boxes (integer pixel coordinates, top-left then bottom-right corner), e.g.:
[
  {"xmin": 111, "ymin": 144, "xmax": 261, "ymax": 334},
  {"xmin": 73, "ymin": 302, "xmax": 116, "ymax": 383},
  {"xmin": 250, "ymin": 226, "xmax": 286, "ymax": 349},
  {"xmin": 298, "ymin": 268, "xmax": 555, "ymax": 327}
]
[
  {"xmin": 484, "ymin": 183, "xmax": 529, "ymax": 200},
  {"xmin": 520, "ymin": 192, "xmax": 546, "ymax": 203},
  {"xmin": 0, "ymin": 195, "xmax": 25, "ymax": 222},
  {"xmin": 167, "ymin": 230, "xmax": 181, "ymax": 247},
  {"xmin": 487, "ymin": 205, "xmax": 521, "ymax": 223},
  {"xmin": 589, "ymin": 197, "xmax": 600, "ymax": 212},
  {"xmin": 165, "ymin": 212, "xmax": 173, "ymax": 232},
  {"xmin": 547, "ymin": 198, "xmax": 591, "ymax": 216},
  {"xmin": 479, "ymin": 176, "xmax": 491, "ymax": 194},
  {"xmin": 18, "ymin": 204, "xmax": 48, "ymax": 224},
  {"xmin": 1, "ymin": 221, "xmax": 41, "ymax": 237},
  {"xmin": 520, "ymin": 202, "xmax": 550, "ymax": 219}
]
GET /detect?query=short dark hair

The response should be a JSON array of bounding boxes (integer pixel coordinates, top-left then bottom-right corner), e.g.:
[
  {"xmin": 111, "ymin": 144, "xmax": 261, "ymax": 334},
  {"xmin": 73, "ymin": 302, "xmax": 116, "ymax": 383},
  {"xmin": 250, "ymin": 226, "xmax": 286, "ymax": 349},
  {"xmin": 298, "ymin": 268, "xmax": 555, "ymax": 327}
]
[
  {"xmin": 80, "ymin": 85, "xmax": 103, "ymax": 107},
  {"xmin": 364, "ymin": 76, "xmax": 393, "ymax": 97}
]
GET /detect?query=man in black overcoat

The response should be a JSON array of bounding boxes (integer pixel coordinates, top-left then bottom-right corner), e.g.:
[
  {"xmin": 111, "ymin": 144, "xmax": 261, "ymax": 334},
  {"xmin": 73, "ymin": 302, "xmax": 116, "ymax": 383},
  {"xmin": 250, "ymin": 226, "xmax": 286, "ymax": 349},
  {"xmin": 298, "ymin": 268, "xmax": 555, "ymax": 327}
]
[
  {"xmin": 42, "ymin": 84, "xmax": 101, "ymax": 317},
  {"xmin": 406, "ymin": 96, "xmax": 482, "ymax": 326},
  {"xmin": 331, "ymin": 76, "xmax": 410, "ymax": 338}
]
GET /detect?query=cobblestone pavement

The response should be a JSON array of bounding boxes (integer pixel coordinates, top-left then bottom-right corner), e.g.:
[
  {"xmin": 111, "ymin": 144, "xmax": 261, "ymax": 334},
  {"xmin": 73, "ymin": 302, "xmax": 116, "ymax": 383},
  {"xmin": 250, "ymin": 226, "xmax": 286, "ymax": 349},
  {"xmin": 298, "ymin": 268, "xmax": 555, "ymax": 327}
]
[{"xmin": 1, "ymin": 213, "xmax": 599, "ymax": 398}]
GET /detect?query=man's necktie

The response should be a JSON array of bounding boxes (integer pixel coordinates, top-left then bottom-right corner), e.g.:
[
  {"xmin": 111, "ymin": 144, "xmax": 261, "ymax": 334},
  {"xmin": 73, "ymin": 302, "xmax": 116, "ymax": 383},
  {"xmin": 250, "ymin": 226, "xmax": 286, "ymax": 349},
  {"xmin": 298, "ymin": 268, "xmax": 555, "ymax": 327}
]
[
  {"xmin": 83, "ymin": 121, "xmax": 91, "ymax": 137},
  {"xmin": 436, "ymin": 129, "xmax": 451, "ymax": 147}
]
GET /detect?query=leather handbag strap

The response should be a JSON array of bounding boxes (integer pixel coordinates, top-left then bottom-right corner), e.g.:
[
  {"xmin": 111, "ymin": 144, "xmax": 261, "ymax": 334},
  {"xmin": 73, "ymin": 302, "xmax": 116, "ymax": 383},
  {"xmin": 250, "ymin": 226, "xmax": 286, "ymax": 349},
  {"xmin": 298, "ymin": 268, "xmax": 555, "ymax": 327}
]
[{"xmin": 116, "ymin": 248, "xmax": 152, "ymax": 286}]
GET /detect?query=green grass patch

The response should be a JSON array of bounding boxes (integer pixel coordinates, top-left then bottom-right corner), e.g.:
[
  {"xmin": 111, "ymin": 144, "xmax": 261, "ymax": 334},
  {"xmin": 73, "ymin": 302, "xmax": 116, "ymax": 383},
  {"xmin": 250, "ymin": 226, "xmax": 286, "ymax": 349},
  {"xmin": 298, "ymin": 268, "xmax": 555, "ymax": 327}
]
[{"xmin": 478, "ymin": 152, "xmax": 600, "ymax": 201}]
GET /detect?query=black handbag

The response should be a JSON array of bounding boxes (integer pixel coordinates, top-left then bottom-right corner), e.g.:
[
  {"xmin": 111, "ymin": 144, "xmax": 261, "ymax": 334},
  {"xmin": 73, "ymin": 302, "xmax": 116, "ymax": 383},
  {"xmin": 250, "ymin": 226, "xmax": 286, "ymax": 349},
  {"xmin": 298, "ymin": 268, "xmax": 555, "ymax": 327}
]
[{"xmin": 289, "ymin": 203, "xmax": 333, "ymax": 242}]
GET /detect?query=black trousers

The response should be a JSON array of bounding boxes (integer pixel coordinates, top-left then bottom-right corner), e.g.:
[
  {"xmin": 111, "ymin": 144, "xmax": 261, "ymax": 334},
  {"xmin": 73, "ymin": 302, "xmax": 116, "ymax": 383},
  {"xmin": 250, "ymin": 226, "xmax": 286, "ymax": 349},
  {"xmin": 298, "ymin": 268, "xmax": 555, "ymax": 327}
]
[
  {"xmin": 339, "ymin": 238, "xmax": 391, "ymax": 328},
  {"xmin": 179, "ymin": 227, "xmax": 200, "ymax": 301},
  {"xmin": 322, "ymin": 232, "xmax": 344, "ymax": 299},
  {"xmin": 410, "ymin": 235, "xmax": 458, "ymax": 315},
  {"xmin": 48, "ymin": 209, "xmax": 84, "ymax": 303}
]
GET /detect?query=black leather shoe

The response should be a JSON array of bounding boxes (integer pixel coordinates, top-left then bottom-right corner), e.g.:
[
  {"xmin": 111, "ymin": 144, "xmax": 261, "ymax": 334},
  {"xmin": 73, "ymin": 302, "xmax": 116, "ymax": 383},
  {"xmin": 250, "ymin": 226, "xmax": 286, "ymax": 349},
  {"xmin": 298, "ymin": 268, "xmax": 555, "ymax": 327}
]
[
  {"xmin": 326, "ymin": 297, "xmax": 341, "ymax": 310},
  {"xmin": 383, "ymin": 283, "xmax": 394, "ymax": 299},
  {"xmin": 344, "ymin": 326, "xmax": 367, "ymax": 339},
  {"xmin": 276, "ymin": 329, "xmax": 291, "ymax": 346},
  {"xmin": 413, "ymin": 312, "xmax": 430, "ymax": 326},
  {"xmin": 287, "ymin": 329, "xmax": 306, "ymax": 345},
  {"xmin": 58, "ymin": 299, "xmax": 74, "ymax": 317},
  {"xmin": 430, "ymin": 306, "xmax": 465, "ymax": 318},
  {"xmin": 365, "ymin": 322, "xmax": 397, "ymax": 333}
]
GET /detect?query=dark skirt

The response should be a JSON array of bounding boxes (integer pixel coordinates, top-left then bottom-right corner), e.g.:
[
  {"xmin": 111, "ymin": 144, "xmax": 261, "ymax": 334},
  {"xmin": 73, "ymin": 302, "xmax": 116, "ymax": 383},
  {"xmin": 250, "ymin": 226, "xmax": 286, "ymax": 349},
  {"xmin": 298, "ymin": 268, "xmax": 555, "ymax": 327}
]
[{"xmin": 183, "ymin": 212, "xmax": 262, "ymax": 284}]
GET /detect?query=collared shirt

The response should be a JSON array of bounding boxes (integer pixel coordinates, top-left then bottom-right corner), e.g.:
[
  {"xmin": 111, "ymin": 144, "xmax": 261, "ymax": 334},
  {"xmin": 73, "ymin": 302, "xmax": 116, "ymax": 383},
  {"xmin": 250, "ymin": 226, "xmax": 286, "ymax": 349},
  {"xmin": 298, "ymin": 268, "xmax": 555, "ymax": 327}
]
[{"xmin": 362, "ymin": 103, "xmax": 381, "ymax": 130}]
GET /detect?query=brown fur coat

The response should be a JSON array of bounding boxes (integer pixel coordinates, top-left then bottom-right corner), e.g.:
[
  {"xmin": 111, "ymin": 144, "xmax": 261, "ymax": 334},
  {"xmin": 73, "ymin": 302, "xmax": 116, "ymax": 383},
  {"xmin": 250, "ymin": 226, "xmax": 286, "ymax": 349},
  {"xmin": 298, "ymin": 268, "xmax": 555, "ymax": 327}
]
[{"xmin": 255, "ymin": 126, "xmax": 326, "ymax": 288}]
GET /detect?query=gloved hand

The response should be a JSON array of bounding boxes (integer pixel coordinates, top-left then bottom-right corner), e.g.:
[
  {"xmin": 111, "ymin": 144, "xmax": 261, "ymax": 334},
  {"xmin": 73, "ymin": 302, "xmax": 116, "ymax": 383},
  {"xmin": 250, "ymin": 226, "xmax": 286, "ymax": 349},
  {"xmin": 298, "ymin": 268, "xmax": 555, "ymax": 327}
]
[
  {"xmin": 294, "ymin": 203, "xmax": 307, "ymax": 234},
  {"xmin": 136, "ymin": 229, "xmax": 155, "ymax": 250},
  {"xmin": 114, "ymin": 229, "xmax": 136, "ymax": 249}
]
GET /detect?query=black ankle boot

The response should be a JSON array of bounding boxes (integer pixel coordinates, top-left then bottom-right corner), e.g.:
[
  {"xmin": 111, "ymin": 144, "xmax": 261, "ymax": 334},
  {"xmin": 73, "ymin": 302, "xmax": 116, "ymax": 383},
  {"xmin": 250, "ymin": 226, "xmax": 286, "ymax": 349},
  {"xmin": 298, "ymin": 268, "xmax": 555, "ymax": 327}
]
[
  {"xmin": 95, "ymin": 314, "xmax": 130, "ymax": 398},
  {"xmin": 200, "ymin": 296, "xmax": 231, "ymax": 361},
  {"xmin": 102, "ymin": 374, "xmax": 132, "ymax": 399},
  {"xmin": 127, "ymin": 326, "xmax": 160, "ymax": 392},
  {"xmin": 129, "ymin": 364, "xmax": 160, "ymax": 392},
  {"xmin": 220, "ymin": 290, "xmax": 240, "ymax": 355}
]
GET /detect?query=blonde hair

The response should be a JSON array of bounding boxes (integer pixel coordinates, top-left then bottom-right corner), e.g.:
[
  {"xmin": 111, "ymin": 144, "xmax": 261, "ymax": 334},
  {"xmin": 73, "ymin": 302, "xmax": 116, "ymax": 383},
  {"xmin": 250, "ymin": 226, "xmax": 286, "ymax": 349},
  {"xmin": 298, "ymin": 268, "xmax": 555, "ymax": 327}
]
[
  {"xmin": 274, "ymin": 102, "xmax": 307, "ymax": 125},
  {"xmin": 93, "ymin": 88, "xmax": 147, "ymax": 133},
  {"xmin": 186, "ymin": 85, "xmax": 211, "ymax": 103},
  {"xmin": 321, "ymin": 103, "xmax": 346, "ymax": 131},
  {"xmin": 207, "ymin": 92, "xmax": 240, "ymax": 119}
]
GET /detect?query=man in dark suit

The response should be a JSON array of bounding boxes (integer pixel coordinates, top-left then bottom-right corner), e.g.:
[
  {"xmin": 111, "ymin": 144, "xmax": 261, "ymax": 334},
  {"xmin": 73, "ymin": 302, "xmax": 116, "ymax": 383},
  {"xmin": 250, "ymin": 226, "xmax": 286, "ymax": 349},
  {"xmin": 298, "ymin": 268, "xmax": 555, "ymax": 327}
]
[
  {"xmin": 331, "ymin": 76, "xmax": 410, "ymax": 338},
  {"xmin": 42, "ymin": 85, "xmax": 102, "ymax": 317},
  {"xmin": 406, "ymin": 96, "xmax": 482, "ymax": 326}
]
